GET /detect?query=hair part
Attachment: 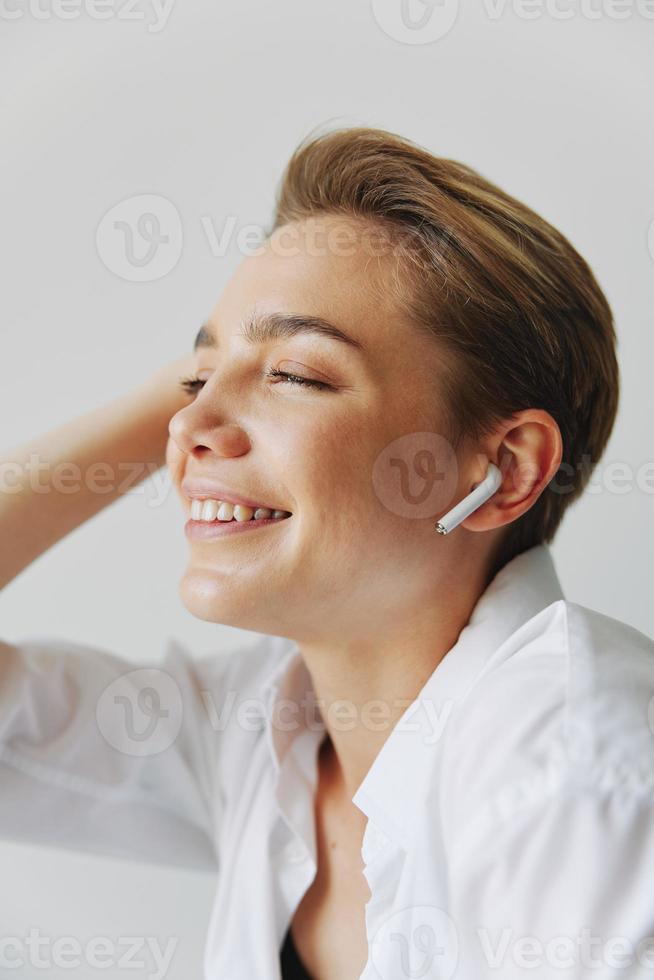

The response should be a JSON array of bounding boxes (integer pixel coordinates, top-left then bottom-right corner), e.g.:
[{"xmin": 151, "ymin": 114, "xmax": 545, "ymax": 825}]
[{"xmin": 269, "ymin": 125, "xmax": 620, "ymax": 577}]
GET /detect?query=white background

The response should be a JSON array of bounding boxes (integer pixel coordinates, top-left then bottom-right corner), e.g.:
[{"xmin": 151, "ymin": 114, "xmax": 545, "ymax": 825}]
[{"xmin": 1, "ymin": 1, "xmax": 653, "ymax": 977}]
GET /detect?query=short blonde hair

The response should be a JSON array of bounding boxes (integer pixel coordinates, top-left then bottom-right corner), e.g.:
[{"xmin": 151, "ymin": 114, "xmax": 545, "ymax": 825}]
[{"xmin": 270, "ymin": 125, "xmax": 620, "ymax": 574}]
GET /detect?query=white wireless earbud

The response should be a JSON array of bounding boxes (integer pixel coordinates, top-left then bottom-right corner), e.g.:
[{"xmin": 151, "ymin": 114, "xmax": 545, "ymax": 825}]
[{"xmin": 434, "ymin": 462, "xmax": 503, "ymax": 535}]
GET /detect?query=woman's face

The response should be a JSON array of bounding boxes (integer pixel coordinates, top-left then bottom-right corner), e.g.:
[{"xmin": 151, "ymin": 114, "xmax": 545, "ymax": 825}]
[{"xmin": 167, "ymin": 215, "xmax": 464, "ymax": 642}]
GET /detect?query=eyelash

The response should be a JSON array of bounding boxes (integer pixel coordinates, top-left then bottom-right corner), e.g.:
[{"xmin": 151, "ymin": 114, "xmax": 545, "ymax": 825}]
[{"xmin": 178, "ymin": 368, "xmax": 332, "ymax": 395}]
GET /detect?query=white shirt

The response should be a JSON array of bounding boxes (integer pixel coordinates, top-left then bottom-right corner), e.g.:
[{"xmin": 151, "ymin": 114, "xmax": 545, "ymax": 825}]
[{"xmin": 2, "ymin": 543, "xmax": 654, "ymax": 979}]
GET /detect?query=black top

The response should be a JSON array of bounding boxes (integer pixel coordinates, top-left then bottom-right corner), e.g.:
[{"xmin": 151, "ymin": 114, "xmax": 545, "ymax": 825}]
[{"xmin": 280, "ymin": 925, "xmax": 313, "ymax": 979}]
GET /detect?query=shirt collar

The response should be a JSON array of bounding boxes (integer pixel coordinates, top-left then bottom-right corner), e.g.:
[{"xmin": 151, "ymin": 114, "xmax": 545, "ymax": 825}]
[
  {"xmin": 260, "ymin": 641, "xmax": 325, "ymax": 776},
  {"xmin": 258, "ymin": 543, "xmax": 565, "ymax": 848}
]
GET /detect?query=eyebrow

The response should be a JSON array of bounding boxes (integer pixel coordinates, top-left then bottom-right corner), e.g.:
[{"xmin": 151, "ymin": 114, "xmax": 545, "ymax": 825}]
[{"xmin": 193, "ymin": 311, "xmax": 365, "ymax": 353}]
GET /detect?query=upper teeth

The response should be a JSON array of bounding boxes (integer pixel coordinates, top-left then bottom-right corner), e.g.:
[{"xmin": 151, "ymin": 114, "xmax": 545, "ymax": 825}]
[{"xmin": 190, "ymin": 499, "xmax": 290, "ymax": 523}]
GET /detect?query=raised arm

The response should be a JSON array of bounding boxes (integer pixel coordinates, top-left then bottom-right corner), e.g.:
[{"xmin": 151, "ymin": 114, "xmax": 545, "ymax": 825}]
[
  {"xmin": 0, "ymin": 353, "xmax": 238, "ymax": 870},
  {"xmin": 0, "ymin": 355, "xmax": 194, "ymax": 590}
]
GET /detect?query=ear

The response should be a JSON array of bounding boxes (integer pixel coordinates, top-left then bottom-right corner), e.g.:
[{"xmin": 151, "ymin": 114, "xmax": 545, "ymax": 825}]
[{"xmin": 461, "ymin": 409, "xmax": 563, "ymax": 532}]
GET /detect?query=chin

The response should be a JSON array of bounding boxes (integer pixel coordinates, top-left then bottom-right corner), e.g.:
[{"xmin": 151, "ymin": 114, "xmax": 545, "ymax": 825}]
[{"xmin": 178, "ymin": 569, "xmax": 272, "ymax": 634}]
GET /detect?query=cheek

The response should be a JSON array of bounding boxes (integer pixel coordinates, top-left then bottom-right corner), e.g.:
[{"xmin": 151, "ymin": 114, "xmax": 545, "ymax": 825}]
[
  {"xmin": 165, "ymin": 437, "xmax": 184, "ymax": 483},
  {"xmin": 300, "ymin": 425, "xmax": 381, "ymax": 522}
]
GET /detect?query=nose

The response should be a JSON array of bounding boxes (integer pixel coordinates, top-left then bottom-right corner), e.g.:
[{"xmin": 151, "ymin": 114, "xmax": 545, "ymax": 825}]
[{"xmin": 168, "ymin": 396, "xmax": 251, "ymax": 460}]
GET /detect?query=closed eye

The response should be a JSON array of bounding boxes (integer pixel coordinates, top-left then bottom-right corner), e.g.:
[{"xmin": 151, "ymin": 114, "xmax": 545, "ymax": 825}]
[
  {"xmin": 178, "ymin": 375, "xmax": 207, "ymax": 396},
  {"xmin": 177, "ymin": 369, "xmax": 334, "ymax": 396},
  {"xmin": 265, "ymin": 368, "xmax": 333, "ymax": 391}
]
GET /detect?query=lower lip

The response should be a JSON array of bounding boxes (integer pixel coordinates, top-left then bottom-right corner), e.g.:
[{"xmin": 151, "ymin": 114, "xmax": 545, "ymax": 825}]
[{"xmin": 184, "ymin": 515, "xmax": 292, "ymax": 539}]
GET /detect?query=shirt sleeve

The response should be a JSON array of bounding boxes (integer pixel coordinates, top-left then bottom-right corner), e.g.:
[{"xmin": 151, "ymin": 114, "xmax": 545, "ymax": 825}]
[
  {"xmin": 0, "ymin": 633, "xmax": 236, "ymax": 871},
  {"xmin": 449, "ymin": 779, "xmax": 654, "ymax": 979}
]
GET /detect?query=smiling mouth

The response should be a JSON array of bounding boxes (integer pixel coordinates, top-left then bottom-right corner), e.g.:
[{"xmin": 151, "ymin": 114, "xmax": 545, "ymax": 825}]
[
  {"xmin": 185, "ymin": 511, "xmax": 291, "ymax": 540},
  {"xmin": 189, "ymin": 499, "xmax": 292, "ymax": 524}
]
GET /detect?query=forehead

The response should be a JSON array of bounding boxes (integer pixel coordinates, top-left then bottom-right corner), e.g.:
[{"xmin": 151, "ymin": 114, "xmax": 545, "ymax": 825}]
[{"xmin": 211, "ymin": 215, "xmax": 409, "ymax": 349}]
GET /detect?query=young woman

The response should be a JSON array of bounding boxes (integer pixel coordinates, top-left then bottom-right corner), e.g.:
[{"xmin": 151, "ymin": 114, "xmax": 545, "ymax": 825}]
[{"xmin": 2, "ymin": 127, "xmax": 653, "ymax": 980}]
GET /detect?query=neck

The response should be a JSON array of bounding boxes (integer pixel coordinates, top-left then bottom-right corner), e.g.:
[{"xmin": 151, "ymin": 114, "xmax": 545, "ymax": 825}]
[{"xmin": 297, "ymin": 546, "xmax": 495, "ymax": 802}]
